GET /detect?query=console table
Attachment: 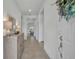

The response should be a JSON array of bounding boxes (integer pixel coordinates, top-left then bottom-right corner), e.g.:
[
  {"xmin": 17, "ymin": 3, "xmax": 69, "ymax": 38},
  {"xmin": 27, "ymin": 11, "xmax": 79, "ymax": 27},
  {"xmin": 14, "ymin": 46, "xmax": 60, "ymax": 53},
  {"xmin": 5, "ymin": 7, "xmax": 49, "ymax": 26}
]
[{"xmin": 3, "ymin": 33, "xmax": 24, "ymax": 59}]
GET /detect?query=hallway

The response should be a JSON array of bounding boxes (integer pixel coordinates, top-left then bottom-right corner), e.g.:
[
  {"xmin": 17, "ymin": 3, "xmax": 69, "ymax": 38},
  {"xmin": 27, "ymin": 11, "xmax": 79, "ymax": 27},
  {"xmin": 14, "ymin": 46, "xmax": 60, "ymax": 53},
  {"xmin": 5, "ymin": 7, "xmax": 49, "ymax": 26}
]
[
  {"xmin": 3, "ymin": 0, "xmax": 75, "ymax": 59},
  {"xmin": 21, "ymin": 37, "xmax": 49, "ymax": 59}
]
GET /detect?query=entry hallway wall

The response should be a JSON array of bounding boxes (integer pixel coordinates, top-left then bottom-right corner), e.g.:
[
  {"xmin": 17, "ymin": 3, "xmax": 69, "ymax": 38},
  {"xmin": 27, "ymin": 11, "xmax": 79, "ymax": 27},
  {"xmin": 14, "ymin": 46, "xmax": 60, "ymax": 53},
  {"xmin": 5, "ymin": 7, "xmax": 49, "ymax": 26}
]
[
  {"xmin": 57, "ymin": 17, "xmax": 75, "ymax": 59},
  {"xmin": 44, "ymin": 0, "xmax": 75, "ymax": 59},
  {"xmin": 44, "ymin": 0, "xmax": 58, "ymax": 59}
]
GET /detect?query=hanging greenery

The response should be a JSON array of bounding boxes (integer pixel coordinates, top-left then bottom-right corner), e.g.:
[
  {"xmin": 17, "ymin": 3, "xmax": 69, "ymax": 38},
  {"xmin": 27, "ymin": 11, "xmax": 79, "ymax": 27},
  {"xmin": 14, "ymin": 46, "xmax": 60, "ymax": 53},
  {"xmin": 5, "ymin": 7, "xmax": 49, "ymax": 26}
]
[{"xmin": 56, "ymin": 0, "xmax": 75, "ymax": 21}]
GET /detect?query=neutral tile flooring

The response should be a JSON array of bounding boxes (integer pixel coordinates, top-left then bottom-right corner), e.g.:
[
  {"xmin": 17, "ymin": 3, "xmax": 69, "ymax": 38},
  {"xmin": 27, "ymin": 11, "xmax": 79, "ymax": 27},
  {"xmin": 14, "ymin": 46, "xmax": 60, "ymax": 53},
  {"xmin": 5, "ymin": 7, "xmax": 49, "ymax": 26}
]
[{"xmin": 21, "ymin": 37, "xmax": 50, "ymax": 59}]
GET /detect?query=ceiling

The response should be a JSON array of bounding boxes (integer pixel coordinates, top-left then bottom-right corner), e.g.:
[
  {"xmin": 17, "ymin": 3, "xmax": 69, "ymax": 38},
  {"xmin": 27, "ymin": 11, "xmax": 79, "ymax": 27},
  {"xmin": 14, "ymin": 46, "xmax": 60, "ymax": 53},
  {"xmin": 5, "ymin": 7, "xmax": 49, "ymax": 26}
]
[{"xmin": 15, "ymin": 0, "xmax": 45, "ymax": 15}]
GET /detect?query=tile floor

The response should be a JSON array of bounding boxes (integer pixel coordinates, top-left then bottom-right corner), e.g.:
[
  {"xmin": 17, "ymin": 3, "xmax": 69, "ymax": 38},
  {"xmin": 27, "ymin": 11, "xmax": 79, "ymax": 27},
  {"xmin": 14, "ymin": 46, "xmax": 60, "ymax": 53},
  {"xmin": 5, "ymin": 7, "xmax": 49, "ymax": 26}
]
[{"xmin": 21, "ymin": 37, "xmax": 50, "ymax": 59}]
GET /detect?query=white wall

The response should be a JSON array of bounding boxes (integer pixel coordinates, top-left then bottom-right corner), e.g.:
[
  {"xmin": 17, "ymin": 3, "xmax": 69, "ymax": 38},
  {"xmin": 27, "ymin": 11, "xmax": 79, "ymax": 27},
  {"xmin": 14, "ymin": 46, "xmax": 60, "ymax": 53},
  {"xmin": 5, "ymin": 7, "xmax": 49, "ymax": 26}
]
[
  {"xmin": 44, "ymin": 0, "xmax": 75, "ymax": 59},
  {"xmin": 3, "ymin": 0, "xmax": 21, "ymax": 27},
  {"xmin": 21, "ymin": 15, "xmax": 28, "ymax": 40},
  {"xmin": 34, "ymin": 19, "xmax": 39, "ymax": 40},
  {"xmin": 38, "ymin": 13, "xmax": 44, "ymax": 42},
  {"xmin": 44, "ymin": 0, "xmax": 58, "ymax": 59}
]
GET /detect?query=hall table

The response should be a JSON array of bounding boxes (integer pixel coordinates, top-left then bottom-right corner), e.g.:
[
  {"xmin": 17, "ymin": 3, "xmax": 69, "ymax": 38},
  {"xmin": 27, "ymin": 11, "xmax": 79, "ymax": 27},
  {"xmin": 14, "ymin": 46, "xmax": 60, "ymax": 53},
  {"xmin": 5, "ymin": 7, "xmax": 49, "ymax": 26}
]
[{"xmin": 3, "ymin": 33, "xmax": 24, "ymax": 59}]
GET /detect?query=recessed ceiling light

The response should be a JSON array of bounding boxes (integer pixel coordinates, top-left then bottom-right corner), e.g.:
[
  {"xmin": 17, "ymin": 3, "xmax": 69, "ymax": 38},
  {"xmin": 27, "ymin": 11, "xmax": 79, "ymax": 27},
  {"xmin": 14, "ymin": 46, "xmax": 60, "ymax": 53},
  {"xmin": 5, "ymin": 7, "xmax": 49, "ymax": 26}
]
[{"xmin": 28, "ymin": 9, "xmax": 32, "ymax": 12}]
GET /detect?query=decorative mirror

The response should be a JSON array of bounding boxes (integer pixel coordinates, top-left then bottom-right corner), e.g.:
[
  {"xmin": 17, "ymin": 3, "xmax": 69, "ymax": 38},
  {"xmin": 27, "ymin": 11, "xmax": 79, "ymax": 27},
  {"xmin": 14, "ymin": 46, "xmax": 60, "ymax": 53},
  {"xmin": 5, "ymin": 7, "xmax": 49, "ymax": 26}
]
[{"xmin": 3, "ymin": 16, "xmax": 16, "ymax": 34}]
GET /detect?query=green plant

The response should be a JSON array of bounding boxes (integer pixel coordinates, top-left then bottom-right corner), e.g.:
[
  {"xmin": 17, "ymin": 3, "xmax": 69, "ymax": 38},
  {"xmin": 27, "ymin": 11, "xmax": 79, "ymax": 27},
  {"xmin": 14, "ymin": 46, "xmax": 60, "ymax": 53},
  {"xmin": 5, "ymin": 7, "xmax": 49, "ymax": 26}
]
[{"xmin": 56, "ymin": 0, "xmax": 75, "ymax": 21}]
